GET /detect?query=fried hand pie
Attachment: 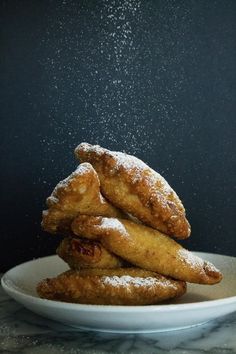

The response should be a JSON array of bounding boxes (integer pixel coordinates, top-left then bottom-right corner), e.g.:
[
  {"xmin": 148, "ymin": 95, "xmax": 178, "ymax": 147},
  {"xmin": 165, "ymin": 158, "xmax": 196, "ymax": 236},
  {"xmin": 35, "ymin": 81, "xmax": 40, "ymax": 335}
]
[
  {"xmin": 72, "ymin": 215, "xmax": 222, "ymax": 285},
  {"xmin": 42, "ymin": 162, "xmax": 124, "ymax": 235},
  {"xmin": 75, "ymin": 143, "xmax": 190, "ymax": 239},
  {"xmin": 37, "ymin": 268, "xmax": 187, "ymax": 305}
]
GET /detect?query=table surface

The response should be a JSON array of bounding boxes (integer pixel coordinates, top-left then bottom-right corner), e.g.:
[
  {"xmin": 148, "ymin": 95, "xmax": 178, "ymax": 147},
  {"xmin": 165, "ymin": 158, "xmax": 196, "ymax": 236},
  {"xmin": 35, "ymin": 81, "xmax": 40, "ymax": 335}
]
[{"xmin": 1, "ymin": 278, "xmax": 236, "ymax": 354}]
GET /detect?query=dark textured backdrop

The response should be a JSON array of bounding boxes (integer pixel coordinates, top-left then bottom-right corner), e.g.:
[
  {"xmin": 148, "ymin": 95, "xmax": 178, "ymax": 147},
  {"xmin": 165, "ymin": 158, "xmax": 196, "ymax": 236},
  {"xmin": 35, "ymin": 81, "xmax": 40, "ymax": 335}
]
[{"xmin": 1, "ymin": 0, "xmax": 235, "ymax": 271}]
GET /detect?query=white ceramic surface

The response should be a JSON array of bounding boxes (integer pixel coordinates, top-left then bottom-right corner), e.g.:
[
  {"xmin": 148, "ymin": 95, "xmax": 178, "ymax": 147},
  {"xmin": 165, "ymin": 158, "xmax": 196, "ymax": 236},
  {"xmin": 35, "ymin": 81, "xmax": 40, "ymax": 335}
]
[{"xmin": 1, "ymin": 252, "xmax": 236, "ymax": 333}]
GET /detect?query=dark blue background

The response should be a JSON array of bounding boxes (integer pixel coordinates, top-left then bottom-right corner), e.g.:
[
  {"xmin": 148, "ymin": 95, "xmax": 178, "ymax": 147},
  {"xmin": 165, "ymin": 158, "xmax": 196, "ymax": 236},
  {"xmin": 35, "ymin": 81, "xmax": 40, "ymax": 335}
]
[{"xmin": 1, "ymin": 0, "xmax": 235, "ymax": 271}]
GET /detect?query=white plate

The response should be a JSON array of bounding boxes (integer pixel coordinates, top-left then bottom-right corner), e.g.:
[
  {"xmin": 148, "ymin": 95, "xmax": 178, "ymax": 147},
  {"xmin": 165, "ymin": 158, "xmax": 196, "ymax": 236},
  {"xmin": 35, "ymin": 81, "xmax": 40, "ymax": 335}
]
[{"xmin": 1, "ymin": 252, "xmax": 236, "ymax": 333}]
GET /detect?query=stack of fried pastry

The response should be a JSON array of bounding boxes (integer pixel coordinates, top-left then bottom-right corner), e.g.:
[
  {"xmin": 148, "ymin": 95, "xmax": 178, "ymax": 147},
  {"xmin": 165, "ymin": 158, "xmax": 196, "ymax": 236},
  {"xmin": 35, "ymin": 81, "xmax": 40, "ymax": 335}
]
[{"xmin": 37, "ymin": 143, "xmax": 222, "ymax": 305}]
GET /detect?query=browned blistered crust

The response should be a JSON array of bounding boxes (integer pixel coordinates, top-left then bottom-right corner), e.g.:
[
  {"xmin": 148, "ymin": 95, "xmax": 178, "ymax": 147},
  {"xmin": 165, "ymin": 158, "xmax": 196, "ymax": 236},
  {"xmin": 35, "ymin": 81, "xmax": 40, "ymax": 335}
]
[
  {"xmin": 56, "ymin": 237, "xmax": 126, "ymax": 269},
  {"xmin": 37, "ymin": 268, "xmax": 187, "ymax": 305},
  {"xmin": 75, "ymin": 143, "xmax": 191, "ymax": 239},
  {"xmin": 41, "ymin": 162, "xmax": 125, "ymax": 235}
]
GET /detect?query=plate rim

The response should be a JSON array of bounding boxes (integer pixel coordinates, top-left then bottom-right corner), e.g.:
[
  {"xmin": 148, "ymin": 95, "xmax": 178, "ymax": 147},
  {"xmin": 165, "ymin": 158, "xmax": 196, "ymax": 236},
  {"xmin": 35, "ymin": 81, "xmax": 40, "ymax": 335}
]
[{"xmin": 2, "ymin": 251, "xmax": 236, "ymax": 313}]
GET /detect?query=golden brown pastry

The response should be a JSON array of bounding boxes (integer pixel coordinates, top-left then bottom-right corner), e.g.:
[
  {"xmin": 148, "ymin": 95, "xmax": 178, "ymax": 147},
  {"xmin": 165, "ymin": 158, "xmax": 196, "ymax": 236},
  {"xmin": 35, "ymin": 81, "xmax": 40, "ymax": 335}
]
[
  {"xmin": 37, "ymin": 268, "xmax": 187, "ymax": 305},
  {"xmin": 57, "ymin": 237, "xmax": 127, "ymax": 269},
  {"xmin": 42, "ymin": 162, "xmax": 124, "ymax": 234},
  {"xmin": 74, "ymin": 143, "xmax": 190, "ymax": 239},
  {"xmin": 71, "ymin": 215, "xmax": 222, "ymax": 285}
]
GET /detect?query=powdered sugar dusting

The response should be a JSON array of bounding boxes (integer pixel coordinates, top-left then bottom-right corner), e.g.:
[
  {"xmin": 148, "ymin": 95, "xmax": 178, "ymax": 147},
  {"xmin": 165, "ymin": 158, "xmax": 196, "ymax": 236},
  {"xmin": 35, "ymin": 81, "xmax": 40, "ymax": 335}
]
[
  {"xmin": 52, "ymin": 163, "xmax": 91, "ymax": 192},
  {"xmin": 102, "ymin": 275, "xmax": 157, "ymax": 287},
  {"xmin": 115, "ymin": 151, "xmax": 173, "ymax": 194},
  {"xmin": 100, "ymin": 217, "xmax": 128, "ymax": 235},
  {"xmin": 102, "ymin": 275, "xmax": 178, "ymax": 290},
  {"xmin": 177, "ymin": 248, "xmax": 203, "ymax": 269},
  {"xmin": 45, "ymin": 163, "xmax": 93, "ymax": 207}
]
